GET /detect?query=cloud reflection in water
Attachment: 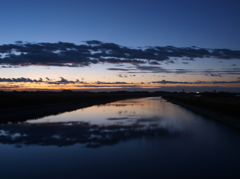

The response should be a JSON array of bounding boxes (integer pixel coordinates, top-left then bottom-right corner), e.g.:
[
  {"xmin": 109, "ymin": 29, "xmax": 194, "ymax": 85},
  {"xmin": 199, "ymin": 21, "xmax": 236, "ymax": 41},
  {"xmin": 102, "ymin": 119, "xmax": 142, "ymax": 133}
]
[
  {"xmin": 0, "ymin": 121, "xmax": 190, "ymax": 148},
  {"xmin": 0, "ymin": 97, "xmax": 193, "ymax": 148}
]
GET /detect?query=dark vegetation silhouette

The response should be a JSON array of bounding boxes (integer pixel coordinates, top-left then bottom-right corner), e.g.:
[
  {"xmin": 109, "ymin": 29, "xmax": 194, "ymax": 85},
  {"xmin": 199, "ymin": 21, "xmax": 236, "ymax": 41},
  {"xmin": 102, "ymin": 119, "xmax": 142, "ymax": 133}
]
[
  {"xmin": 0, "ymin": 90, "xmax": 162, "ymax": 109},
  {"xmin": 164, "ymin": 92, "xmax": 240, "ymax": 118},
  {"xmin": 0, "ymin": 91, "xmax": 163, "ymax": 123},
  {"xmin": 0, "ymin": 91, "xmax": 239, "ymax": 124}
]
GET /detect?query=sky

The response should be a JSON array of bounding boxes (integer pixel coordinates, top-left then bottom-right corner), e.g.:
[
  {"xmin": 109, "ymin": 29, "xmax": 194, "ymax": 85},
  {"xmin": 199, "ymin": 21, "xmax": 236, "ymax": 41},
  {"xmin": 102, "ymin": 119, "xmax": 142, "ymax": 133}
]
[{"xmin": 0, "ymin": 0, "xmax": 240, "ymax": 92}]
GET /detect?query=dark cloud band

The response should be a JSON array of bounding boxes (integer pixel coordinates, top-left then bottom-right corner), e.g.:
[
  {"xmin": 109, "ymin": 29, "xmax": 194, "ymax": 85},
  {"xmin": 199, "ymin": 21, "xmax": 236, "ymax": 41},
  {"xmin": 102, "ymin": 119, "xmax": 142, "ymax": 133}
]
[
  {"xmin": 152, "ymin": 80, "xmax": 240, "ymax": 84},
  {"xmin": 0, "ymin": 77, "xmax": 133, "ymax": 86},
  {"xmin": 0, "ymin": 40, "xmax": 239, "ymax": 67},
  {"xmin": 1, "ymin": 77, "xmax": 239, "ymax": 86}
]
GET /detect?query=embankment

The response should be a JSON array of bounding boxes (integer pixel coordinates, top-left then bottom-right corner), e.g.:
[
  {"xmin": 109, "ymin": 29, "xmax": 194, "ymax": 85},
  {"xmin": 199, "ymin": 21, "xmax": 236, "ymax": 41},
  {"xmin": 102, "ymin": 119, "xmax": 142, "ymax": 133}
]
[
  {"xmin": 163, "ymin": 95, "xmax": 240, "ymax": 130},
  {"xmin": 0, "ymin": 91, "xmax": 161, "ymax": 123}
]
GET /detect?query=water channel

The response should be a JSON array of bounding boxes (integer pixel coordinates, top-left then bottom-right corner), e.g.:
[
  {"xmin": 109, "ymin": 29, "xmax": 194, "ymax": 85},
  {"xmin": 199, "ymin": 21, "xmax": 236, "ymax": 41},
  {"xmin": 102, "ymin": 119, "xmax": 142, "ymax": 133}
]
[{"xmin": 0, "ymin": 97, "xmax": 240, "ymax": 178}]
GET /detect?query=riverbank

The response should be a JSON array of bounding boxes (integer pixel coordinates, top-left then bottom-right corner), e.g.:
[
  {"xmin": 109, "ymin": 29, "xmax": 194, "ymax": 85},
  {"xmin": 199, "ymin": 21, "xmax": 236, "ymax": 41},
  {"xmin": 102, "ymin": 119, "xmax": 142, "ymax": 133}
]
[
  {"xmin": 0, "ymin": 91, "xmax": 161, "ymax": 109},
  {"xmin": 163, "ymin": 94, "xmax": 240, "ymax": 130},
  {"xmin": 1, "ymin": 91, "xmax": 240, "ymax": 130},
  {"xmin": 0, "ymin": 91, "xmax": 161, "ymax": 123}
]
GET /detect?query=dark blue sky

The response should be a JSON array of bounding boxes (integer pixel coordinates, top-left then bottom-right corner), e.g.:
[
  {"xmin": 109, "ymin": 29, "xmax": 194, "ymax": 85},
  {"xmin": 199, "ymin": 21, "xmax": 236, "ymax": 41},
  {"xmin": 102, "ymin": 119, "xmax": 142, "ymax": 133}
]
[{"xmin": 1, "ymin": 0, "xmax": 240, "ymax": 49}]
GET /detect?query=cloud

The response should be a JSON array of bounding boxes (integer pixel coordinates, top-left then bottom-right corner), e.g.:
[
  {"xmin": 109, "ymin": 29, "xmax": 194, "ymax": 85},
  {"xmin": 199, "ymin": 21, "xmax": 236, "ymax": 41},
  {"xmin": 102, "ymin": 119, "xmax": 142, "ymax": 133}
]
[
  {"xmin": 99, "ymin": 58, "xmax": 146, "ymax": 65},
  {"xmin": 0, "ymin": 77, "xmax": 136, "ymax": 87},
  {"xmin": 130, "ymin": 66, "xmax": 193, "ymax": 74},
  {"xmin": 84, "ymin": 40, "xmax": 103, "ymax": 45},
  {"xmin": 0, "ymin": 77, "xmax": 43, "ymax": 83},
  {"xmin": 152, "ymin": 80, "xmax": 191, "ymax": 84},
  {"xmin": 0, "ymin": 85, "xmax": 20, "ymax": 89},
  {"xmin": 205, "ymin": 74, "xmax": 222, "ymax": 77},
  {"xmin": 107, "ymin": 68, "xmax": 131, "ymax": 71},
  {"xmin": 95, "ymin": 81, "xmax": 129, "ymax": 84},
  {"xmin": 47, "ymin": 77, "xmax": 85, "ymax": 85},
  {"xmin": 0, "ymin": 41, "xmax": 240, "ymax": 67},
  {"xmin": 108, "ymin": 65, "xmax": 240, "ymax": 76},
  {"xmin": 152, "ymin": 80, "xmax": 240, "ymax": 84},
  {"xmin": 118, "ymin": 74, "xmax": 128, "ymax": 78},
  {"xmin": 0, "ymin": 77, "xmax": 86, "ymax": 85},
  {"xmin": 149, "ymin": 61, "xmax": 160, "ymax": 65},
  {"xmin": 80, "ymin": 84, "xmax": 139, "ymax": 88},
  {"xmin": 203, "ymin": 68, "xmax": 240, "ymax": 75},
  {"xmin": 2, "ymin": 76, "xmax": 239, "ymax": 87}
]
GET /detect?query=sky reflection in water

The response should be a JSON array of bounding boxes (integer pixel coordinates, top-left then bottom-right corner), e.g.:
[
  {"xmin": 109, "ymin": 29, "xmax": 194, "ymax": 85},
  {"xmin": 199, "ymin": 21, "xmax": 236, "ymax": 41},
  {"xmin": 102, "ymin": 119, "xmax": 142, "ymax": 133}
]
[
  {"xmin": 1, "ymin": 97, "xmax": 240, "ymax": 178},
  {"xmin": 26, "ymin": 97, "xmax": 192, "ymax": 131}
]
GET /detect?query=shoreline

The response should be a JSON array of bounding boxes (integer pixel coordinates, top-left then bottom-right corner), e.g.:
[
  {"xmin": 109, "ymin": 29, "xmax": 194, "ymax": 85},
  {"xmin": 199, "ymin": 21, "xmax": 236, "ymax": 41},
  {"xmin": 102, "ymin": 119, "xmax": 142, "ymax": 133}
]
[
  {"xmin": 0, "ymin": 96, "xmax": 153, "ymax": 123},
  {"xmin": 163, "ymin": 96, "xmax": 240, "ymax": 130},
  {"xmin": 0, "ymin": 91, "xmax": 163, "ymax": 123},
  {"xmin": 1, "ymin": 93, "xmax": 240, "ymax": 131}
]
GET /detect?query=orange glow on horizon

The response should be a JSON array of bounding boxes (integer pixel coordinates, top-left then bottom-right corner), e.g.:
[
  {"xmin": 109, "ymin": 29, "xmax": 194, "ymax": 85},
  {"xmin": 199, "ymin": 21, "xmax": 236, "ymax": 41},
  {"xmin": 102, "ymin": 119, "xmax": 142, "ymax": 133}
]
[{"xmin": 1, "ymin": 81, "xmax": 239, "ymax": 92}]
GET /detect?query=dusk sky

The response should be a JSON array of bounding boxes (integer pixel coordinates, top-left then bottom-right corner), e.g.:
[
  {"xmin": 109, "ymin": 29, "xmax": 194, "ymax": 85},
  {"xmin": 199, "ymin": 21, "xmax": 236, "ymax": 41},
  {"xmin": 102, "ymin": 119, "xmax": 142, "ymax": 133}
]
[{"xmin": 1, "ymin": 0, "xmax": 240, "ymax": 92}]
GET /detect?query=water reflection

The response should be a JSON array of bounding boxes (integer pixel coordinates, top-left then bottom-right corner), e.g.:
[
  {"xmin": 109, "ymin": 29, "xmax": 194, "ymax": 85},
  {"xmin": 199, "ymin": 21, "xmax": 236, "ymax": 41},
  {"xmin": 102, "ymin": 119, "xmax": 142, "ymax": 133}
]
[
  {"xmin": 1, "ymin": 97, "xmax": 240, "ymax": 179},
  {"xmin": 0, "ymin": 122, "xmax": 188, "ymax": 148},
  {"xmin": 0, "ymin": 97, "xmax": 193, "ymax": 148},
  {"xmin": 25, "ymin": 97, "xmax": 191, "ymax": 131}
]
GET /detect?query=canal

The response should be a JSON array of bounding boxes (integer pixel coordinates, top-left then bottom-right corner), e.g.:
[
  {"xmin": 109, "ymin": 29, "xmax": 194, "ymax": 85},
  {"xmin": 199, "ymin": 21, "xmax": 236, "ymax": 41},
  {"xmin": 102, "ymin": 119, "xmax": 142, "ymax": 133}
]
[{"xmin": 0, "ymin": 97, "xmax": 239, "ymax": 178}]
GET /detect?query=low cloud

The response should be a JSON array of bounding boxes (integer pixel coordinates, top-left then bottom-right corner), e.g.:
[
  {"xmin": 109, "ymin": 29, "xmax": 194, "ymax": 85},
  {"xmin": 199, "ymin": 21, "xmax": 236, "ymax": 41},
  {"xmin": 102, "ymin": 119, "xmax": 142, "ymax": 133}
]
[
  {"xmin": 95, "ymin": 81, "xmax": 129, "ymax": 84},
  {"xmin": 108, "ymin": 66, "xmax": 240, "ymax": 76},
  {"xmin": 80, "ymin": 84, "xmax": 139, "ymax": 88},
  {"xmin": 2, "ymin": 77, "xmax": 239, "ymax": 86},
  {"xmin": 0, "ymin": 77, "xmax": 85, "ymax": 85},
  {"xmin": 0, "ymin": 85, "xmax": 20, "ymax": 89},
  {"xmin": 0, "ymin": 40, "xmax": 239, "ymax": 67},
  {"xmin": 118, "ymin": 74, "xmax": 128, "ymax": 78},
  {"xmin": 107, "ymin": 68, "xmax": 131, "ymax": 71},
  {"xmin": 47, "ymin": 77, "xmax": 86, "ymax": 85},
  {"xmin": 0, "ymin": 77, "xmax": 136, "ymax": 87},
  {"xmin": 0, "ymin": 77, "xmax": 43, "ymax": 83},
  {"xmin": 152, "ymin": 80, "xmax": 240, "ymax": 84},
  {"xmin": 205, "ymin": 74, "xmax": 222, "ymax": 77}
]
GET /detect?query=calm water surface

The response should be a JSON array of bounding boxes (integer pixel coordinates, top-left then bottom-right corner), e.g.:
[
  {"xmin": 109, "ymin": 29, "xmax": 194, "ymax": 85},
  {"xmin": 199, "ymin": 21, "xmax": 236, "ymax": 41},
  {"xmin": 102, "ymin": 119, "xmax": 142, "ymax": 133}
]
[{"xmin": 0, "ymin": 97, "xmax": 240, "ymax": 179}]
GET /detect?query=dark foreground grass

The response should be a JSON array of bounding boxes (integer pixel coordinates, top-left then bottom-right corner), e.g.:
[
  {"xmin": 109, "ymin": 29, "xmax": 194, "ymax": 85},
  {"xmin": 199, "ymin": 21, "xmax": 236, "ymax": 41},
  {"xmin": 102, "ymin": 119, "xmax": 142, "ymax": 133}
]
[
  {"xmin": 0, "ymin": 91, "xmax": 161, "ymax": 109},
  {"xmin": 1, "ymin": 91, "xmax": 239, "ymax": 124},
  {"xmin": 163, "ymin": 93, "xmax": 240, "ymax": 118},
  {"xmin": 0, "ymin": 91, "xmax": 162, "ymax": 123}
]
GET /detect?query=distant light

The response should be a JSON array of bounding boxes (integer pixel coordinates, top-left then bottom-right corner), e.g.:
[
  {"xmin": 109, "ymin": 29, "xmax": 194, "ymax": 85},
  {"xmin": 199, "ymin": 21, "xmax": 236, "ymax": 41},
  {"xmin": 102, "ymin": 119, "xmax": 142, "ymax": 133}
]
[{"xmin": 196, "ymin": 91, "xmax": 200, "ymax": 94}]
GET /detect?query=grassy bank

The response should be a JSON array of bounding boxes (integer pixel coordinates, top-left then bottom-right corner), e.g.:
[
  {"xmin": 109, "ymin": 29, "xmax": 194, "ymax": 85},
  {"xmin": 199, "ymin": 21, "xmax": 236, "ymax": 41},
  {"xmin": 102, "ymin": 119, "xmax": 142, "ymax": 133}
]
[
  {"xmin": 0, "ymin": 91, "xmax": 162, "ymax": 123},
  {"xmin": 163, "ymin": 93, "xmax": 240, "ymax": 118},
  {"xmin": 0, "ymin": 91, "xmax": 161, "ymax": 109}
]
